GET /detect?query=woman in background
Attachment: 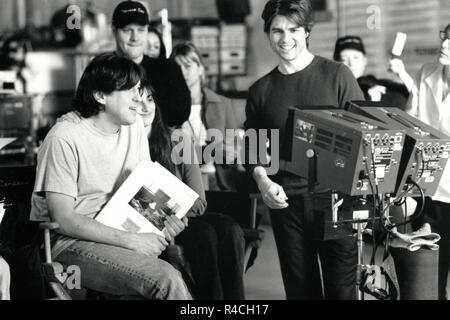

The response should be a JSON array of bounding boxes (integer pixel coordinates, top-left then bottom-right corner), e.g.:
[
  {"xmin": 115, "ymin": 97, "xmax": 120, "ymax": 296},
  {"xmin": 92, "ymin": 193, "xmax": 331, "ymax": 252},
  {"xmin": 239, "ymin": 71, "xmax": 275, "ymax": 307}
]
[
  {"xmin": 140, "ymin": 84, "xmax": 246, "ymax": 300},
  {"xmin": 170, "ymin": 42, "xmax": 244, "ymax": 191},
  {"xmin": 147, "ymin": 26, "xmax": 166, "ymax": 60},
  {"xmin": 406, "ymin": 24, "xmax": 450, "ymax": 300}
]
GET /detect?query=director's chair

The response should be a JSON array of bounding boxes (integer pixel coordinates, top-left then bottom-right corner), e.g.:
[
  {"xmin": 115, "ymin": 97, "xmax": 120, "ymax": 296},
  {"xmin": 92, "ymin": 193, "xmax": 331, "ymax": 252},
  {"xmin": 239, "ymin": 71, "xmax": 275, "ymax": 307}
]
[{"xmin": 204, "ymin": 190, "xmax": 266, "ymax": 272}]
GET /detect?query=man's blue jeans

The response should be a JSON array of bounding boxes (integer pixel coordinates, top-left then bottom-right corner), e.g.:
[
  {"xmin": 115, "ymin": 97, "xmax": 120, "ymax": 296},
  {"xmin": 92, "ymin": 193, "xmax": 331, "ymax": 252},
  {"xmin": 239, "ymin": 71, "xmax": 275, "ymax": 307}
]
[{"xmin": 55, "ymin": 240, "xmax": 192, "ymax": 300}]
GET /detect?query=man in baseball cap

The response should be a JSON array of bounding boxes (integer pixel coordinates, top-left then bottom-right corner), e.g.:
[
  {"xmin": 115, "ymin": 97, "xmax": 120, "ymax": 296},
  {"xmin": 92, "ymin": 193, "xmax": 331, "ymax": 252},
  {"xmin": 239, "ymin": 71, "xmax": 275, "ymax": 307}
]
[
  {"xmin": 333, "ymin": 36, "xmax": 367, "ymax": 79},
  {"xmin": 112, "ymin": 1, "xmax": 150, "ymax": 28},
  {"xmin": 333, "ymin": 35, "xmax": 410, "ymax": 107},
  {"xmin": 112, "ymin": 1, "xmax": 191, "ymax": 127}
]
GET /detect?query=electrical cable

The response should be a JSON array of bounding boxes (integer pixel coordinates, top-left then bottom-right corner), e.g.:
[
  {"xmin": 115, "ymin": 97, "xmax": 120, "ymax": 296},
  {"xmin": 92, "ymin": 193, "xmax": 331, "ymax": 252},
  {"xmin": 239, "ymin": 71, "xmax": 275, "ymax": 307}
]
[
  {"xmin": 391, "ymin": 182, "xmax": 415, "ymax": 204},
  {"xmin": 388, "ymin": 178, "xmax": 425, "ymax": 229},
  {"xmin": 403, "ymin": 197, "xmax": 408, "ymax": 233},
  {"xmin": 419, "ymin": 148, "xmax": 426, "ymax": 178},
  {"xmin": 367, "ymin": 142, "xmax": 383, "ymax": 265}
]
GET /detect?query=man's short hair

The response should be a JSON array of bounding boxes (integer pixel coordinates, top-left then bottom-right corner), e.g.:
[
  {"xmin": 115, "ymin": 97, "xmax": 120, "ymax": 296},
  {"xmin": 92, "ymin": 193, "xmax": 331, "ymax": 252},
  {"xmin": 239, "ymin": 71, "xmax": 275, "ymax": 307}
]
[
  {"xmin": 73, "ymin": 53, "xmax": 144, "ymax": 118},
  {"xmin": 262, "ymin": 0, "xmax": 314, "ymax": 34},
  {"xmin": 112, "ymin": 1, "xmax": 150, "ymax": 29}
]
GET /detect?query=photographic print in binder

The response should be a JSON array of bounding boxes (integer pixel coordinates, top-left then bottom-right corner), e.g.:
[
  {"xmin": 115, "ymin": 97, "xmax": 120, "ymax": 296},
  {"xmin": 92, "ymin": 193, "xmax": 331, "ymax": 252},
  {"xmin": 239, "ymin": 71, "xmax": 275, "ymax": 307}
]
[{"xmin": 95, "ymin": 160, "xmax": 199, "ymax": 236}]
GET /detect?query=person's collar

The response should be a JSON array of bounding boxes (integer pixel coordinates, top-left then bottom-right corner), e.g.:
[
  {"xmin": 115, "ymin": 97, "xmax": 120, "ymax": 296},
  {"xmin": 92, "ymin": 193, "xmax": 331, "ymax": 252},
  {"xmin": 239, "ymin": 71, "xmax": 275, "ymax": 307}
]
[
  {"xmin": 88, "ymin": 115, "xmax": 121, "ymax": 135},
  {"xmin": 203, "ymin": 87, "xmax": 222, "ymax": 103},
  {"xmin": 424, "ymin": 62, "xmax": 444, "ymax": 89},
  {"xmin": 278, "ymin": 50, "xmax": 315, "ymax": 74}
]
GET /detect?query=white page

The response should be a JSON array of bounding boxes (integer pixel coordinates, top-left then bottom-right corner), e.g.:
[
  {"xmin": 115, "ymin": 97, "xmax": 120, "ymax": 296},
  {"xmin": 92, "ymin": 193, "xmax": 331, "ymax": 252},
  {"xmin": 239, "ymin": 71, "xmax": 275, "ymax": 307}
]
[
  {"xmin": 0, "ymin": 138, "xmax": 16, "ymax": 151},
  {"xmin": 0, "ymin": 202, "xmax": 5, "ymax": 224},
  {"xmin": 95, "ymin": 161, "xmax": 199, "ymax": 236}
]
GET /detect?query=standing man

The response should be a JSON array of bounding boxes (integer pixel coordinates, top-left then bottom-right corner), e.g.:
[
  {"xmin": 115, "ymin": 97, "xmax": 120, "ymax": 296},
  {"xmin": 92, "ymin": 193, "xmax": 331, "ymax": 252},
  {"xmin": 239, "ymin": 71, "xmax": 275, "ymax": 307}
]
[
  {"xmin": 407, "ymin": 24, "xmax": 450, "ymax": 300},
  {"xmin": 112, "ymin": 1, "xmax": 191, "ymax": 127},
  {"xmin": 30, "ymin": 53, "xmax": 191, "ymax": 300},
  {"xmin": 245, "ymin": 0, "xmax": 364, "ymax": 300}
]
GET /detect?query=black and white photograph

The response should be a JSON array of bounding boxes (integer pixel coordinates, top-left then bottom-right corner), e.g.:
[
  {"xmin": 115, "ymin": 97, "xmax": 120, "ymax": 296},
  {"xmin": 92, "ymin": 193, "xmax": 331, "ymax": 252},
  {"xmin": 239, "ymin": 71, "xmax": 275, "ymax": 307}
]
[{"xmin": 1, "ymin": 0, "xmax": 450, "ymax": 310}]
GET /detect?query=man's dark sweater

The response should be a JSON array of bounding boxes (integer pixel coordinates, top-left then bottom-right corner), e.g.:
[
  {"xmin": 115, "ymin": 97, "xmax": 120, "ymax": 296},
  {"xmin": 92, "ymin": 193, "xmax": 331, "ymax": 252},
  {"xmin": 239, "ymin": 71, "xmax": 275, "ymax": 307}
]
[
  {"xmin": 245, "ymin": 56, "xmax": 364, "ymax": 190},
  {"xmin": 141, "ymin": 55, "xmax": 191, "ymax": 127}
]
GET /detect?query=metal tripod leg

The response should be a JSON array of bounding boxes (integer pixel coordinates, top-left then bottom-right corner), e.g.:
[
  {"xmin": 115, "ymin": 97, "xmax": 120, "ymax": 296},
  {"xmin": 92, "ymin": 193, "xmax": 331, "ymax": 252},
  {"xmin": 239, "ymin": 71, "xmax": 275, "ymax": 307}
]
[{"xmin": 356, "ymin": 222, "xmax": 364, "ymax": 300}]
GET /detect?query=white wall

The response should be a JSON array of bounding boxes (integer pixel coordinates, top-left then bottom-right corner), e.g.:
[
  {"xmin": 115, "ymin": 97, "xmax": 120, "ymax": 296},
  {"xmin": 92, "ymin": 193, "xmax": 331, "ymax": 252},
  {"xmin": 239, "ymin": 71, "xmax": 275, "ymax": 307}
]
[
  {"xmin": 4, "ymin": 0, "xmax": 450, "ymax": 92},
  {"xmin": 234, "ymin": 0, "xmax": 450, "ymax": 91}
]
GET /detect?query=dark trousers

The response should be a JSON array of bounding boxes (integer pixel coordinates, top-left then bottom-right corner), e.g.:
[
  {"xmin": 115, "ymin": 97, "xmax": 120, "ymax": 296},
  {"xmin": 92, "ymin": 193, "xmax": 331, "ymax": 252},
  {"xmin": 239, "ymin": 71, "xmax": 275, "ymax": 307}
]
[
  {"xmin": 414, "ymin": 198, "xmax": 450, "ymax": 300},
  {"xmin": 176, "ymin": 212, "xmax": 246, "ymax": 300},
  {"xmin": 270, "ymin": 192, "xmax": 357, "ymax": 300}
]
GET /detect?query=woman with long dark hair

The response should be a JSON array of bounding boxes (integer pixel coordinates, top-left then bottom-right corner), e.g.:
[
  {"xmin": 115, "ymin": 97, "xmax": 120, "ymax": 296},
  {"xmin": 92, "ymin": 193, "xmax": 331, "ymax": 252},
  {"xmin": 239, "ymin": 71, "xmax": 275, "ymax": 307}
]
[
  {"xmin": 146, "ymin": 26, "xmax": 167, "ymax": 60},
  {"xmin": 140, "ymin": 84, "xmax": 246, "ymax": 300}
]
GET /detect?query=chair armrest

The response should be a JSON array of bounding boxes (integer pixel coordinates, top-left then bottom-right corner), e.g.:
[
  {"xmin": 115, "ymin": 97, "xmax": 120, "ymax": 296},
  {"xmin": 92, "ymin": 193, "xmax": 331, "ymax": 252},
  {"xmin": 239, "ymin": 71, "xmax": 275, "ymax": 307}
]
[
  {"xmin": 39, "ymin": 222, "xmax": 60, "ymax": 230},
  {"xmin": 242, "ymin": 228, "xmax": 265, "ymax": 242},
  {"xmin": 248, "ymin": 193, "xmax": 261, "ymax": 200}
]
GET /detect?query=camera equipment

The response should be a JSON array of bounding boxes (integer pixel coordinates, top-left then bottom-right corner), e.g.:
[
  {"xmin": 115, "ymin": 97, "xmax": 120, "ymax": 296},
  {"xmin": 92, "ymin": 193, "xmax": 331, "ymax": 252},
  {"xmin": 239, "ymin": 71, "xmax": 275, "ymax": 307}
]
[
  {"xmin": 0, "ymin": 71, "xmax": 17, "ymax": 94},
  {"xmin": 346, "ymin": 101, "xmax": 450, "ymax": 198},
  {"xmin": 282, "ymin": 107, "xmax": 406, "ymax": 196},
  {"xmin": 280, "ymin": 106, "xmax": 415, "ymax": 300},
  {"xmin": 0, "ymin": 95, "xmax": 34, "ymax": 165}
]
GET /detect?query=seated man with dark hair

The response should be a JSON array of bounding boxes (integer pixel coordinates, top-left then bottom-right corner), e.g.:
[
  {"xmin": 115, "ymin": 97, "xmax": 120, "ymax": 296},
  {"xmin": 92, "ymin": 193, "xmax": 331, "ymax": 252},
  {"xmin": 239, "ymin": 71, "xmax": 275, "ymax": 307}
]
[{"xmin": 29, "ymin": 53, "xmax": 191, "ymax": 300}]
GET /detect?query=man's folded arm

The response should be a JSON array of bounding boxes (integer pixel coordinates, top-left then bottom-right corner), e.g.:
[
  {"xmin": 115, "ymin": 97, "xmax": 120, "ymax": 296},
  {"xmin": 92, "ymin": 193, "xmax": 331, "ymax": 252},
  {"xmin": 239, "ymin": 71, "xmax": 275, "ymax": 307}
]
[
  {"xmin": 46, "ymin": 192, "xmax": 134, "ymax": 247},
  {"xmin": 46, "ymin": 192, "xmax": 168, "ymax": 256}
]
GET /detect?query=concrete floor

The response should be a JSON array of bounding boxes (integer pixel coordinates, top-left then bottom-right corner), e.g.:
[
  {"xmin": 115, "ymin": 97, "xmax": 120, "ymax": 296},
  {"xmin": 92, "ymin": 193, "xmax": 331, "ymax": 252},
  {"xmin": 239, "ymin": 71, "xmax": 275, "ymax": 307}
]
[
  {"xmin": 243, "ymin": 220, "xmax": 445, "ymax": 301},
  {"xmin": 244, "ymin": 223, "xmax": 285, "ymax": 300},
  {"xmin": 245, "ymin": 222, "xmax": 376, "ymax": 300},
  {"xmin": 243, "ymin": 222, "xmax": 383, "ymax": 300}
]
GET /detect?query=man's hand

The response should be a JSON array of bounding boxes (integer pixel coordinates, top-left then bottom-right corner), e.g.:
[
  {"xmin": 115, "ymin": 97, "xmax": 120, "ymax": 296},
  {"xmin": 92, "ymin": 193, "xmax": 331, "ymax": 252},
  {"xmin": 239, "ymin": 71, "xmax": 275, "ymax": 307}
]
[
  {"xmin": 367, "ymin": 85, "xmax": 386, "ymax": 102},
  {"xmin": 163, "ymin": 215, "xmax": 188, "ymax": 242},
  {"xmin": 127, "ymin": 233, "xmax": 168, "ymax": 256},
  {"xmin": 257, "ymin": 176, "xmax": 289, "ymax": 210}
]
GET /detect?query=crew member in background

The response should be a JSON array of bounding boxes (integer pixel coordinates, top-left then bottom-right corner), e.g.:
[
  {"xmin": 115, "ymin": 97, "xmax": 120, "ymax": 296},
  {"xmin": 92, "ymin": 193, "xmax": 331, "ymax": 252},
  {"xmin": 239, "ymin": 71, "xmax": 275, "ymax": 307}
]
[
  {"xmin": 170, "ymin": 42, "xmax": 243, "ymax": 191},
  {"xmin": 146, "ymin": 26, "xmax": 166, "ymax": 60},
  {"xmin": 112, "ymin": 1, "xmax": 191, "ymax": 127},
  {"xmin": 406, "ymin": 23, "xmax": 450, "ymax": 300},
  {"xmin": 334, "ymin": 35, "xmax": 413, "ymax": 110},
  {"xmin": 141, "ymin": 84, "xmax": 246, "ymax": 300}
]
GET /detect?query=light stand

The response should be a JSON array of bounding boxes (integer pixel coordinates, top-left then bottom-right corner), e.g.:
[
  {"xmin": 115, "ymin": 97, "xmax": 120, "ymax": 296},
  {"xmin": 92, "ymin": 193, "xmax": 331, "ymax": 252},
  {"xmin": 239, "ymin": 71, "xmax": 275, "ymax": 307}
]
[
  {"xmin": 330, "ymin": 192, "xmax": 390, "ymax": 300},
  {"xmin": 306, "ymin": 148, "xmax": 394, "ymax": 300},
  {"xmin": 356, "ymin": 220, "xmax": 365, "ymax": 300}
]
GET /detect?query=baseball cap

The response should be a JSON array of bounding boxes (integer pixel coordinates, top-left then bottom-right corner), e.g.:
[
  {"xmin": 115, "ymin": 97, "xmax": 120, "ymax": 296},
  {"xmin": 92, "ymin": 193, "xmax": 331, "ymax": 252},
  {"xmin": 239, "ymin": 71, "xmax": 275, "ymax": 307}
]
[
  {"xmin": 112, "ymin": 1, "xmax": 150, "ymax": 29},
  {"xmin": 333, "ymin": 36, "xmax": 366, "ymax": 61}
]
